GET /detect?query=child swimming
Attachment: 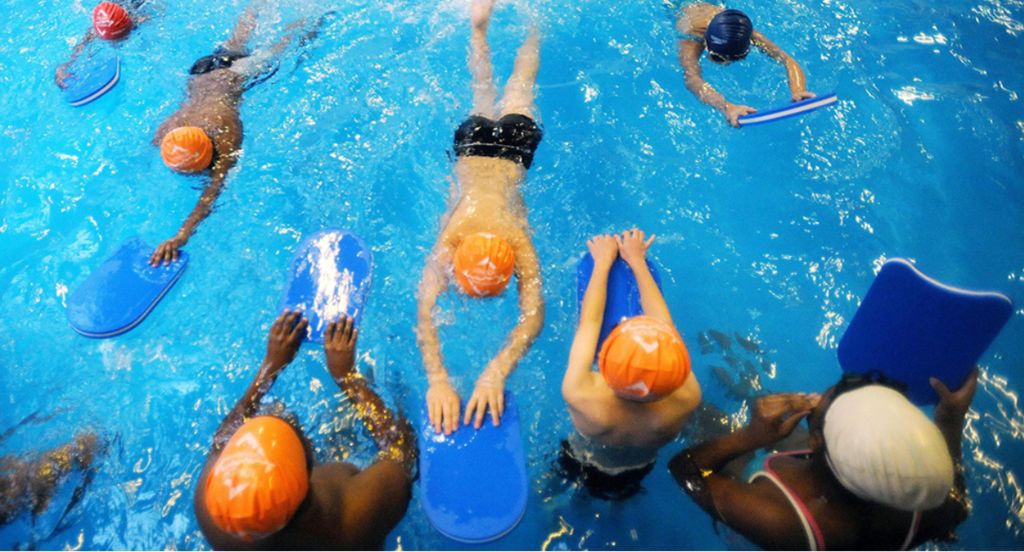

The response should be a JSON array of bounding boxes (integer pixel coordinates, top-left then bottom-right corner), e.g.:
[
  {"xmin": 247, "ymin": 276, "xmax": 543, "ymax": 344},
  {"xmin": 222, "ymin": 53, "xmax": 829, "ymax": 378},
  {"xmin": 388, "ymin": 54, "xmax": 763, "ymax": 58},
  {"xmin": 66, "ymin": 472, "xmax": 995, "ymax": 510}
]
[{"xmin": 416, "ymin": 0, "xmax": 544, "ymax": 435}]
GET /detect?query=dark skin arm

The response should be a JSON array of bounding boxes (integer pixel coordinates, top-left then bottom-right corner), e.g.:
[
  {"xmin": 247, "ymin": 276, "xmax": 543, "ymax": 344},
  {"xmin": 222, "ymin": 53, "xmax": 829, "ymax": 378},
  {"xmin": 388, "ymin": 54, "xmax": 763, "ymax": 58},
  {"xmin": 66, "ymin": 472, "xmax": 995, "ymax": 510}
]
[
  {"xmin": 912, "ymin": 369, "xmax": 978, "ymax": 545},
  {"xmin": 55, "ymin": 30, "xmax": 96, "ymax": 88},
  {"xmin": 149, "ymin": 138, "xmax": 239, "ymax": 266},
  {"xmin": 322, "ymin": 317, "xmax": 415, "ymax": 546},
  {"xmin": 669, "ymin": 393, "xmax": 820, "ymax": 550}
]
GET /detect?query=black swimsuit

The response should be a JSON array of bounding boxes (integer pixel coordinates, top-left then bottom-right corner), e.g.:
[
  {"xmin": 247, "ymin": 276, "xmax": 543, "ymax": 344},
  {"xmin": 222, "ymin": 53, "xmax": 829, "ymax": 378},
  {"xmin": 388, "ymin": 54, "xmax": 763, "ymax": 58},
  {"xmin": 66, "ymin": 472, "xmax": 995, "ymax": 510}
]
[{"xmin": 453, "ymin": 114, "xmax": 543, "ymax": 169}]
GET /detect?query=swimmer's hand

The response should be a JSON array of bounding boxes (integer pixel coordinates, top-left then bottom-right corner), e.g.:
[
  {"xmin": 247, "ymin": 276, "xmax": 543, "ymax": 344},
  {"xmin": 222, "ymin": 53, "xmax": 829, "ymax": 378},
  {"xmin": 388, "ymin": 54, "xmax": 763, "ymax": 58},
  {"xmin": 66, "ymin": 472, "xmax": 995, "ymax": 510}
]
[
  {"xmin": 465, "ymin": 373, "xmax": 505, "ymax": 429},
  {"xmin": 931, "ymin": 368, "xmax": 978, "ymax": 430},
  {"xmin": 587, "ymin": 234, "xmax": 619, "ymax": 269},
  {"xmin": 616, "ymin": 228, "xmax": 655, "ymax": 267},
  {"xmin": 724, "ymin": 103, "xmax": 757, "ymax": 128},
  {"xmin": 149, "ymin": 235, "xmax": 187, "ymax": 266},
  {"xmin": 743, "ymin": 393, "xmax": 821, "ymax": 448},
  {"xmin": 262, "ymin": 310, "xmax": 307, "ymax": 376},
  {"xmin": 792, "ymin": 90, "xmax": 816, "ymax": 102},
  {"xmin": 427, "ymin": 381, "xmax": 461, "ymax": 435},
  {"xmin": 325, "ymin": 316, "xmax": 358, "ymax": 384},
  {"xmin": 55, "ymin": 66, "xmax": 72, "ymax": 89}
]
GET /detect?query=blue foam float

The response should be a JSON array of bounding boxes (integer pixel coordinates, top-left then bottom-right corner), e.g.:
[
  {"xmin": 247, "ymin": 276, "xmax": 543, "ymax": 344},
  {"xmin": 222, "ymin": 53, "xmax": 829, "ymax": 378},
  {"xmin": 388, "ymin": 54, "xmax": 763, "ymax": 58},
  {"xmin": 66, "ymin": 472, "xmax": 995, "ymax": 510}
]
[
  {"xmin": 838, "ymin": 258, "xmax": 1013, "ymax": 404},
  {"xmin": 737, "ymin": 92, "xmax": 838, "ymax": 127},
  {"xmin": 280, "ymin": 229, "xmax": 372, "ymax": 343},
  {"xmin": 576, "ymin": 253, "xmax": 663, "ymax": 354},
  {"xmin": 418, "ymin": 392, "xmax": 527, "ymax": 543},
  {"xmin": 62, "ymin": 55, "xmax": 120, "ymax": 107},
  {"xmin": 66, "ymin": 237, "xmax": 188, "ymax": 338}
]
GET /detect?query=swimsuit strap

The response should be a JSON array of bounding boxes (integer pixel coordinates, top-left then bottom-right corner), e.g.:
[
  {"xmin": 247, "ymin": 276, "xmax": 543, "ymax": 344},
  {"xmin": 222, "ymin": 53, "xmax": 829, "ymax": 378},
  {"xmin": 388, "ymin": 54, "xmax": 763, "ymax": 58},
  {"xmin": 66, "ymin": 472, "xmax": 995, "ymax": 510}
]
[
  {"xmin": 899, "ymin": 511, "xmax": 922, "ymax": 550},
  {"xmin": 749, "ymin": 449, "xmax": 826, "ymax": 551}
]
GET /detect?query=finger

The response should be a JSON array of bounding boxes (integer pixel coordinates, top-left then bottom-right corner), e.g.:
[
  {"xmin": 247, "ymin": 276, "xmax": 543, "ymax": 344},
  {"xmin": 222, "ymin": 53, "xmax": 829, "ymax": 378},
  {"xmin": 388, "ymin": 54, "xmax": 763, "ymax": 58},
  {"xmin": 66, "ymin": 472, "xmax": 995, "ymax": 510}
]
[
  {"xmin": 289, "ymin": 318, "xmax": 308, "ymax": 341},
  {"xmin": 615, "ymin": 234, "xmax": 624, "ymax": 248},
  {"xmin": 325, "ymin": 320, "xmax": 337, "ymax": 344},
  {"xmin": 272, "ymin": 312, "xmax": 285, "ymax": 333},
  {"xmin": 929, "ymin": 377, "xmax": 952, "ymax": 399},
  {"xmin": 349, "ymin": 327, "xmax": 358, "ymax": 346},
  {"xmin": 474, "ymin": 397, "xmax": 487, "ymax": 429},
  {"xmin": 429, "ymin": 401, "xmax": 441, "ymax": 434},
  {"xmin": 442, "ymin": 401, "xmax": 454, "ymax": 435},
  {"xmin": 449, "ymin": 400, "xmax": 461, "ymax": 435},
  {"xmin": 172, "ymin": 247, "xmax": 179, "ymax": 262},
  {"xmin": 489, "ymin": 395, "xmax": 500, "ymax": 426},
  {"xmin": 645, "ymin": 234, "xmax": 656, "ymax": 248},
  {"xmin": 497, "ymin": 392, "xmax": 505, "ymax": 419},
  {"xmin": 343, "ymin": 316, "xmax": 354, "ymax": 341},
  {"xmin": 463, "ymin": 396, "xmax": 476, "ymax": 426},
  {"xmin": 779, "ymin": 410, "xmax": 811, "ymax": 435},
  {"xmin": 958, "ymin": 367, "xmax": 980, "ymax": 399}
]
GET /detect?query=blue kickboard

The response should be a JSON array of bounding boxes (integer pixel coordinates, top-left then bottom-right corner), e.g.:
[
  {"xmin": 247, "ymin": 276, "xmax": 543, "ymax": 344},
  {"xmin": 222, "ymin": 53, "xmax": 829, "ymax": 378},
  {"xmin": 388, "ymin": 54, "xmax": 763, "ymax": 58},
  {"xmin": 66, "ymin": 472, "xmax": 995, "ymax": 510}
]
[
  {"xmin": 280, "ymin": 229, "xmax": 372, "ymax": 343},
  {"xmin": 737, "ymin": 92, "xmax": 838, "ymax": 127},
  {"xmin": 838, "ymin": 258, "xmax": 1012, "ymax": 405},
  {"xmin": 62, "ymin": 55, "xmax": 120, "ymax": 107},
  {"xmin": 66, "ymin": 237, "xmax": 188, "ymax": 338},
  {"xmin": 419, "ymin": 392, "xmax": 527, "ymax": 544},
  {"xmin": 577, "ymin": 253, "xmax": 663, "ymax": 353}
]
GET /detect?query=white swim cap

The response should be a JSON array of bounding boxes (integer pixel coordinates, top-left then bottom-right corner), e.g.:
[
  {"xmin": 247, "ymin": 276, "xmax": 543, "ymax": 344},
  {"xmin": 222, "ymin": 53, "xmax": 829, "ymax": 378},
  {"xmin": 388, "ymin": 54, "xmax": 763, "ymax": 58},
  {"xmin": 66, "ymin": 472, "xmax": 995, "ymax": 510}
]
[{"xmin": 824, "ymin": 385, "xmax": 953, "ymax": 511}]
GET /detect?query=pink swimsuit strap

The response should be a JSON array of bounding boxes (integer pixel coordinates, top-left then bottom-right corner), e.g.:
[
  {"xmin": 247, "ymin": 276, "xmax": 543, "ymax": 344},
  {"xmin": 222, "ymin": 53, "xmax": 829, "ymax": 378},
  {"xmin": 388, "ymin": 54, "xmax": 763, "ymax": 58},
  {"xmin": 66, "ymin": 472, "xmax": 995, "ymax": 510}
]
[{"xmin": 761, "ymin": 449, "xmax": 827, "ymax": 550}]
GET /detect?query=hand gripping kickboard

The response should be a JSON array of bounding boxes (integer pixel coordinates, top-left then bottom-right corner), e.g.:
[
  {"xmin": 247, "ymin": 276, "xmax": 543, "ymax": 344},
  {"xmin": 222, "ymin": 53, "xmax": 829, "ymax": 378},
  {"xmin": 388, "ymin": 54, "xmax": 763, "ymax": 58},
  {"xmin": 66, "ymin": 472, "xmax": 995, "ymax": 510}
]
[
  {"xmin": 66, "ymin": 237, "xmax": 188, "ymax": 337},
  {"xmin": 280, "ymin": 229, "xmax": 372, "ymax": 343},
  {"xmin": 419, "ymin": 392, "xmax": 527, "ymax": 543},
  {"xmin": 62, "ymin": 55, "xmax": 121, "ymax": 107},
  {"xmin": 577, "ymin": 253, "xmax": 663, "ymax": 353},
  {"xmin": 838, "ymin": 258, "xmax": 1012, "ymax": 404},
  {"xmin": 737, "ymin": 92, "xmax": 838, "ymax": 127}
]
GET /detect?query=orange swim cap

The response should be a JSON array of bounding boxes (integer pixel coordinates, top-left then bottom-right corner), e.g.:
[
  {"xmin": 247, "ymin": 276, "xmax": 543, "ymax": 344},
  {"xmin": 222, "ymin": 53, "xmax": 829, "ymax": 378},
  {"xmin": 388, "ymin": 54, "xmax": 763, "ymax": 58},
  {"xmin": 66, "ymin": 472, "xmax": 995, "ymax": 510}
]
[
  {"xmin": 161, "ymin": 127, "xmax": 213, "ymax": 173},
  {"xmin": 598, "ymin": 316, "xmax": 691, "ymax": 401},
  {"xmin": 204, "ymin": 416, "xmax": 309, "ymax": 541},
  {"xmin": 453, "ymin": 233, "xmax": 515, "ymax": 297}
]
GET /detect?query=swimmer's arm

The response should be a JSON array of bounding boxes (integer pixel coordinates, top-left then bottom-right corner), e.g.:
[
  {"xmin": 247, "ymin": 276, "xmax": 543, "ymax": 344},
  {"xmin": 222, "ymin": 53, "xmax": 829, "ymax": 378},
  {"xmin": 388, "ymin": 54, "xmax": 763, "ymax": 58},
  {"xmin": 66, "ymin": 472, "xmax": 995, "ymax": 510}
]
[
  {"xmin": 55, "ymin": 30, "xmax": 96, "ymax": 88},
  {"xmin": 631, "ymin": 257, "xmax": 673, "ymax": 326},
  {"xmin": 484, "ymin": 238, "xmax": 545, "ymax": 381},
  {"xmin": 751, "ymin": 32, "xmax": 811, "ymax": 101},
  {"xmin": 668, "ymin": 430, "xmax": 809, "ymax": 549},
  {"xmin": 174, "ymin": 150, "xmax": 237, "ymax": 245},
  {"xmin": 416, "ymin": 245, "xmax": 453, "ymax": 385},
  {"xmin": 678, "ymin": 39, "xmax": 730, "ymax": 112},
  {"xmin": 210, "ymin": 312, "xmax": 307, "ymax": 452},
  {"xmin": 562, "ymin": 254, "xmax": 609, "ymax": 400},
  {"xmin": 326, "ymin": 319, "xmax": 417, "ymax": 474},
  {"xmin": 337, "ymin": 460, "xmax": 412, "ymax": 547}
]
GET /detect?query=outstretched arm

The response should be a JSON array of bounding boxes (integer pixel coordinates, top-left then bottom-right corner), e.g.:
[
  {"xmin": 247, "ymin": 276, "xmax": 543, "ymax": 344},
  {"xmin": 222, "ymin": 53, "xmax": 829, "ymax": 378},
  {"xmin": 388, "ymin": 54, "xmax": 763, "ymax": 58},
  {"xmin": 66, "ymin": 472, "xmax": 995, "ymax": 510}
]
[
  {"xmin": 55, "ymin": 30, "xmax": 96, "ymax": 88},
  {"xmin": 325, "ymin": 317, "xmax": 417, "ymax": 475},
  {"xmin": 678, "ymin": 39, "xmax": 754, "ymax": 127},
  {"xmin": 616, "ymin": 229, "xmax": 672, "ymax": 325},
  {"xmin": 149, "ymin": 139, "xmax": 239, "ymax": 266},
  {"xmin": 417, "ymin": 241, "xmax": 462, "ymax": 435},
  {"xmin": 751, "ymin": 31, "xmax": 813, "ymax": 102},
  {"xmin": 562, "ymin": 235, "xmax": 617, "ymax": 406},
  {"xmin": 463, "ymin": 234, "xmax": 545, "ymax": 429},
  {"xmin": 210, "ymin": 311, "xmax": 307, "ymax": 451}
]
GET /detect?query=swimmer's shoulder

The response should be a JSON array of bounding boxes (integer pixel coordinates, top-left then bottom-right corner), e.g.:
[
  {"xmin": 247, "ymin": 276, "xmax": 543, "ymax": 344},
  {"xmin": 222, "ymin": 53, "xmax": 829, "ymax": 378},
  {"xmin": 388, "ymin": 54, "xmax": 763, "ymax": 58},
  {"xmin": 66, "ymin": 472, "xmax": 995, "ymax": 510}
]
[{"xmin": 677, "ymin": 3, "xmax": 724, "ymax": 38}]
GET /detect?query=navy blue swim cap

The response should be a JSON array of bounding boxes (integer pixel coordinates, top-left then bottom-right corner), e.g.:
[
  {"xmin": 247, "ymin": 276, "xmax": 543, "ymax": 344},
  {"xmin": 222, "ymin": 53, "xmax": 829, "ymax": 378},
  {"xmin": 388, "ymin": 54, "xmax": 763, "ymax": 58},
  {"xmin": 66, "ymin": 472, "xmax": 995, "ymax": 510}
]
[{"xmin": 705, "ymin": 9, "xmax": 753, "ymax": 60}]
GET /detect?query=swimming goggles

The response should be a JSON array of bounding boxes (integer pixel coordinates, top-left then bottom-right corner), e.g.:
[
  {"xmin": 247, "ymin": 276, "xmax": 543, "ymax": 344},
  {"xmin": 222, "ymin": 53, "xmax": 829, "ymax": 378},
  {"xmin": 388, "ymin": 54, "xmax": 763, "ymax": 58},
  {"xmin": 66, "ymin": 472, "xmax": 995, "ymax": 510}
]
[{"xmin": 707, "ymin": 47, "xmax": 749, "ymax": 64}]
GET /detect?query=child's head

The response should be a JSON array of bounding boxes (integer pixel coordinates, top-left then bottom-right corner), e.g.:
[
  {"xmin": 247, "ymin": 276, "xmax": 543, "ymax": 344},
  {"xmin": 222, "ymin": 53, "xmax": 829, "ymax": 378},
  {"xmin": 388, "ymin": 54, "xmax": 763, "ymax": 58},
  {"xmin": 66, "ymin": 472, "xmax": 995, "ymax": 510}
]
[{"xmin": 598, "ymin": 316, "xmax": 691, "ymax": 401}]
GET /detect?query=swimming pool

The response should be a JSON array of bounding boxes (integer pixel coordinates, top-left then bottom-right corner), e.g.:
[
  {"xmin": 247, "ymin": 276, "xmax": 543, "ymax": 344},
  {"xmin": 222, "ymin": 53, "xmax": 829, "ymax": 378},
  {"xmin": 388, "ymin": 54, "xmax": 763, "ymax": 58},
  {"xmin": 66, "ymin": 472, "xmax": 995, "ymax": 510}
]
[{"xmin": 1, "ymin": 0, "xmax": 1022, "ymax": 548}]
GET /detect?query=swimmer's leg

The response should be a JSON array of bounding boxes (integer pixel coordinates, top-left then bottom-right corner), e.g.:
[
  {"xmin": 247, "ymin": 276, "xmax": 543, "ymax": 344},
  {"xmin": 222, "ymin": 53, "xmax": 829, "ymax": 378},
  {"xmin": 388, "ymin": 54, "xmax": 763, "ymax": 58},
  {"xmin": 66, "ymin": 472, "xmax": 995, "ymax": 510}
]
[
  {"xmin": 499, "ymin": 30, "xmax": 540, "ymax": 119},
  {"xmin": 222, "ymin": 0, "xmax": 263, "ymax": 53},
  {"xmin": 469, "ymin": 0, "xmax": 499, "ymax": 118}
]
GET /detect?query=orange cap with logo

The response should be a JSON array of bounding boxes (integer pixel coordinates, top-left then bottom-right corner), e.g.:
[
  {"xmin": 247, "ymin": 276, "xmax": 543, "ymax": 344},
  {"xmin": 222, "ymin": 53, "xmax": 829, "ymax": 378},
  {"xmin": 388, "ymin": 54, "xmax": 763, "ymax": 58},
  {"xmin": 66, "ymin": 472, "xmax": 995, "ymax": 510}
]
[
  {"xmin": 161, "ymin": 126, "xmax": 213, "ymax": 173},
  {"xmin": 204, "ymin": 416, "xmax": 309, "ymax": 541},
  {"xmin": 453, "ymin": 232, "xmax": 515, "ymax": 297},
  {"xmin": 598, "ymin": 316, "xmax": 691, "ymax": 401}
]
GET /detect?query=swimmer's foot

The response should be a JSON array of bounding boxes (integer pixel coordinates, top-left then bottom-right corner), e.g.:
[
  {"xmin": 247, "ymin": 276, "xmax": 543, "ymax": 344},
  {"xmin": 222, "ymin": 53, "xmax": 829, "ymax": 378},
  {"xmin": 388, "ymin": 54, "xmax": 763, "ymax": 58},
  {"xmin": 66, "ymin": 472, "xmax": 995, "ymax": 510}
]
[{"xmin": 471, "ymin": 0, "xmax": 497, "ymax": 31}]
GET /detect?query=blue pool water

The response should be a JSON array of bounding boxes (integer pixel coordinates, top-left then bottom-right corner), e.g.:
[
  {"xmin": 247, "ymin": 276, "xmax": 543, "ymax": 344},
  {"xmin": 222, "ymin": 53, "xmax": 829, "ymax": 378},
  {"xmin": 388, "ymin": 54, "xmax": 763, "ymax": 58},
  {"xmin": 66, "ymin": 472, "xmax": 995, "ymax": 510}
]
[{"xmin": 1, "ymin": 0, "xmax": 1022, "ymax": 549}]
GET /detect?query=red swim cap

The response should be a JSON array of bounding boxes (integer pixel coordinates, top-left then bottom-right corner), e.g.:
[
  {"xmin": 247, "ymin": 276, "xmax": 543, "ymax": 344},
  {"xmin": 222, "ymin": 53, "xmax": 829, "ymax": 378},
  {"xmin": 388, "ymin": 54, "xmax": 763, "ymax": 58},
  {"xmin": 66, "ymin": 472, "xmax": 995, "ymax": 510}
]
[
  {"xmin": 598, "ymin": 316, "xmax": 691, "ymax": 401},
  {"xmin": 93, "ymin": 2, "xmax": 132, "ymax": 40}
]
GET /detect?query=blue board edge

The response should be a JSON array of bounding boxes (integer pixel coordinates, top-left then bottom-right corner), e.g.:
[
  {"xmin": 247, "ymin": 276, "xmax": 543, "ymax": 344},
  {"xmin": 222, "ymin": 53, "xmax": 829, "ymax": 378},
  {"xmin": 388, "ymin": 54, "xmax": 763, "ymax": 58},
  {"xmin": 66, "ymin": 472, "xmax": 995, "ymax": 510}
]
[
  {"xmin": 738, "ymin": 92, "xmax": 837, "ymax": 127},
  {"xmin": 65, "ymin": 56, "xmax": 121, "ymax": 107}
]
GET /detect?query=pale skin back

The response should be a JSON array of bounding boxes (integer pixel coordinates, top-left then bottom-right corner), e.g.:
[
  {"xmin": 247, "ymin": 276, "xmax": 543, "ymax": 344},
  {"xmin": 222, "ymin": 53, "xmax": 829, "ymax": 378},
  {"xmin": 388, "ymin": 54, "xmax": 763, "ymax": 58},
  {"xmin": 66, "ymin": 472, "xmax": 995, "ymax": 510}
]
[
  {"xmin": 676, "ymin": 2, "xmax": 813, "ymax": 127},
  {"xmin": 562, "ymin": 230, "xmax": 702, "ymax": 451},
  {"xmin": 417, "ymin": 0, "xmax": 544, "ymax": 435}
]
